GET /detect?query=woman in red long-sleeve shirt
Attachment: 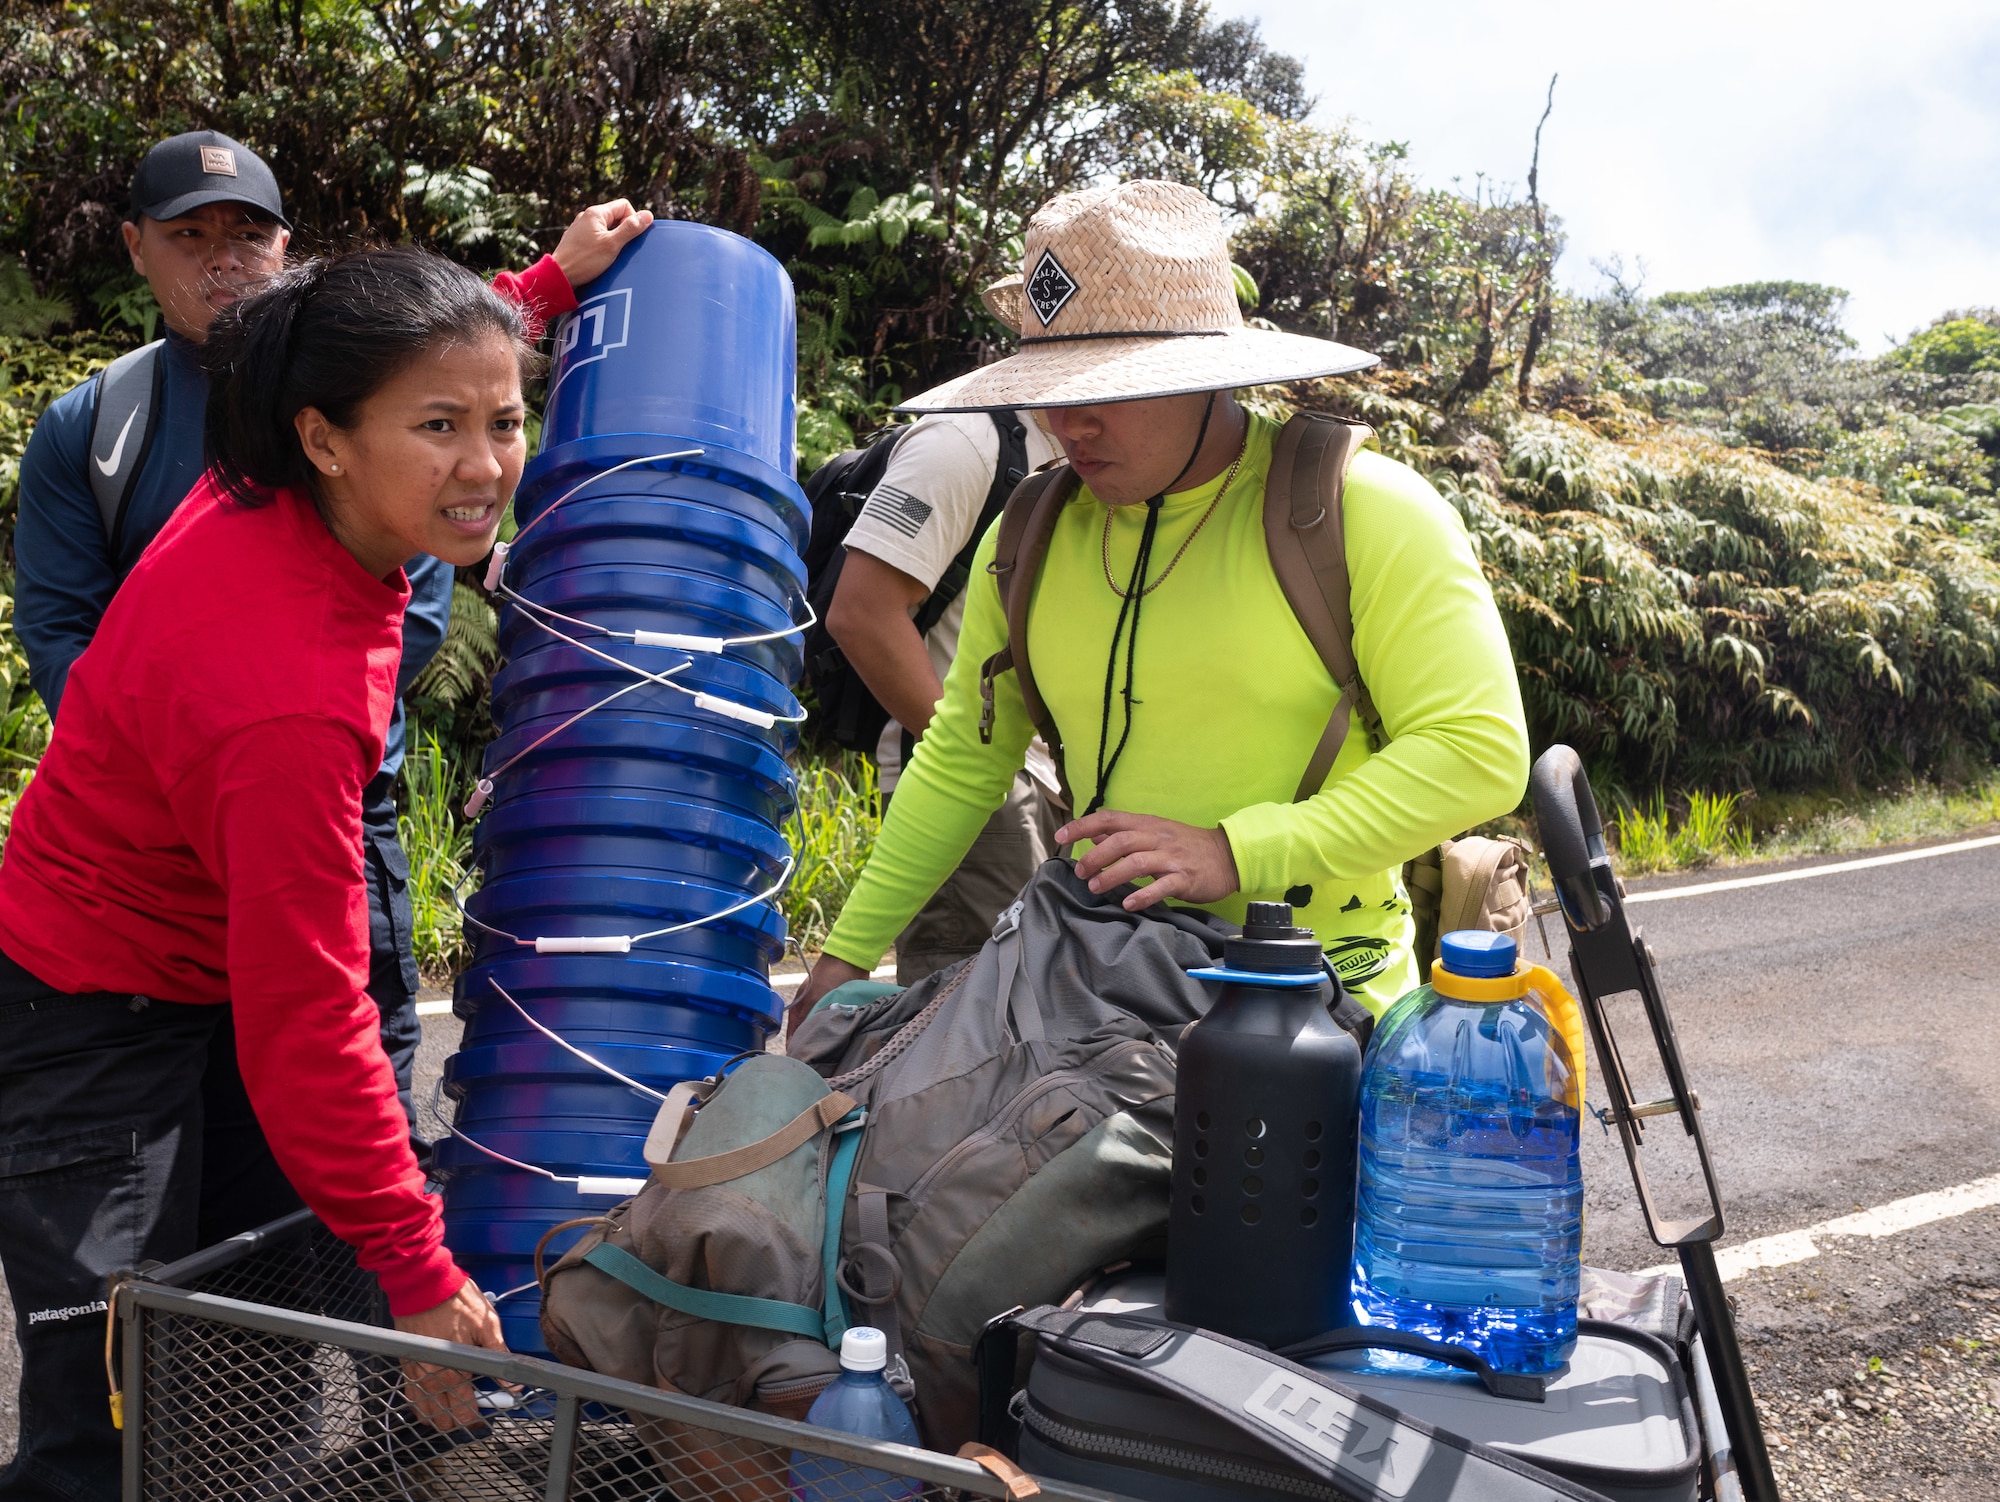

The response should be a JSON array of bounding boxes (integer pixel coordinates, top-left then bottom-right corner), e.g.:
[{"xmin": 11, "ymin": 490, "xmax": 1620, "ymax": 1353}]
[{"xmin": 0, "ymin": 246, "xmax": 528, "ymax": 1501}]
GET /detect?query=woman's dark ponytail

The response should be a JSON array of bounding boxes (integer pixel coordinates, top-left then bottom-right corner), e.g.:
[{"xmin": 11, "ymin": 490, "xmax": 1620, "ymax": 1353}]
[{"xmin": 201, "ymin": 246, "xmax": 533, "ymax": 508}]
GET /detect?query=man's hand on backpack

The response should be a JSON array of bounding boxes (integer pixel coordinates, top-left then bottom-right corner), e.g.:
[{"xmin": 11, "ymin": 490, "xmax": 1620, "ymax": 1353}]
[
  {"xmin": 1058, "ymin": 811, "xmax": 1239, "ymax": 912},
  {"xmin": 787, "ymin": 953, "xmax": 871, "ymax": 1038}
]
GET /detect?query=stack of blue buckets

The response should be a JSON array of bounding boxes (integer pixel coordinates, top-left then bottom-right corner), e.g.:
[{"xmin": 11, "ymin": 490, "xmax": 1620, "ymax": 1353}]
[{"xmin": 436, "ymin": 223, "xmax": 810, "ymax": 1354}]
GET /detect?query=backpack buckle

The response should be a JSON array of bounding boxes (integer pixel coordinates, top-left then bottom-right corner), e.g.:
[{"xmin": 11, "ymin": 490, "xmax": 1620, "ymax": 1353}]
[{"xmin": 979, "ymin": 658, "xmax": 1000, "ymax": 744}]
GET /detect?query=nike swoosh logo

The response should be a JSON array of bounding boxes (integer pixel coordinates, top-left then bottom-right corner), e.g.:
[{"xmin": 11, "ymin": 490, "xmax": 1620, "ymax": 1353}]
[{"xmin": 94, "ymin": 405, "xmax": 140, "ymax": 477}]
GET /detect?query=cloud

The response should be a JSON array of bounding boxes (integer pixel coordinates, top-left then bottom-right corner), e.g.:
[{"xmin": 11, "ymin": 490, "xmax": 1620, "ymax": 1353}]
[{"xmin": 1220, "ymin": 0, "xmax": 2000, "ymax": 349}]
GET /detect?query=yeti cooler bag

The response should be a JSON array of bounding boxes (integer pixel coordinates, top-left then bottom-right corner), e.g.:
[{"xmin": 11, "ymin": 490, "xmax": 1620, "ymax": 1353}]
[{"xmin": 1006, "ymin": 1274, "xmax": 1700, "ymax": 1502}]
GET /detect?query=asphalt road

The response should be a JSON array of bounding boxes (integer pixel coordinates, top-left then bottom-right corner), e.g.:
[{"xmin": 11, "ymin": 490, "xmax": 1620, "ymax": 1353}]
[{"xmin": 4, "ymin": 836, "xmax": 1997, "ymax": 1493}]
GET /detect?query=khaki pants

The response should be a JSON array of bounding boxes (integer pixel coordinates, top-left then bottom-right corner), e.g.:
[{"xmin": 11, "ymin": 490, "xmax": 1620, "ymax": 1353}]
[{"xmin": 891, "ymin": 769, "xmax": 1060, "ymax": 986}]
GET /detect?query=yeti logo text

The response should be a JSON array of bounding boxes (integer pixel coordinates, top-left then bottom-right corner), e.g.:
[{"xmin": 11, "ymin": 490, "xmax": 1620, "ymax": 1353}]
[
  {"xmin": 548, "ymin": 288, "xmax": 633, "ymax": 406},
  {"xmin": 1242, "ymin": 1373, "xmax": 1431, "ymax": 1497}
]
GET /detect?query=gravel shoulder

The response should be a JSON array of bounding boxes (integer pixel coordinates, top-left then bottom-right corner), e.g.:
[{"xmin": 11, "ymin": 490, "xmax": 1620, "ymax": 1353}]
[{"xmin": 1731, "ymin": 1205, "xmax": 2000, "ymax": 1499}]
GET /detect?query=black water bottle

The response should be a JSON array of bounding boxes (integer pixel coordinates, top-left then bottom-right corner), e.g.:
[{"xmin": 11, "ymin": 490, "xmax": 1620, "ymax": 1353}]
[{"xmin": 1165, "ymin": 903, "xmax": 1362, "ymax": 1347}]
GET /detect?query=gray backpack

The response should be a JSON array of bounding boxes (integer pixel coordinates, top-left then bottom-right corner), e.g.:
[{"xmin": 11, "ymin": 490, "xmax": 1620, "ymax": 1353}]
[
  {"xmin": 539, "ymin": 859, "xmax": 1370, "ymax": 1463},
  {"xmin": 88, "ymin": 340, "xmax": 166, "ymax": 570}
]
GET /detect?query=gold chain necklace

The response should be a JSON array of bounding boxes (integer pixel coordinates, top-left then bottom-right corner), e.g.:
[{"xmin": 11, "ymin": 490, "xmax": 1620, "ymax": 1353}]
[{"xmin": 1100, "ymin": 435, "xmax": 1249, "ymax": 599}]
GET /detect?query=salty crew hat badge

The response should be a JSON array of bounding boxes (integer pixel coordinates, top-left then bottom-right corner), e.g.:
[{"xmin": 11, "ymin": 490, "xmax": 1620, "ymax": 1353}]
[
  {"xmin": 130, "ymin": 130, "xmax": 290, "ymax": 229},
  {"xmin": 913, "ymin": 178, "xmax": 1376, "ymax": 412}
]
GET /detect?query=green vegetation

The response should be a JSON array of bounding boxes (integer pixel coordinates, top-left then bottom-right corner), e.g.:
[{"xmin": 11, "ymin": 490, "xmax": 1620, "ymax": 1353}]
[
  {"xmin": 0, "ymin": 1, "xmax": 1996, "ymax": 968},
  {"xmin": 398, "ymin": 730, "xmax": 476, "ymax": 979},
  {"xmin": 782, "ymin": 750, "xmax": 882, "ymax": 959}
]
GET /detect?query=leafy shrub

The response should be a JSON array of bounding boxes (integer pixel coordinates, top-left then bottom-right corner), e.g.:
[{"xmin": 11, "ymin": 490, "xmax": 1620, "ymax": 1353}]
[
  {"xmin": 0, "ymin": 577, "xmax": 49, "ymax": 840},
  {"xmin": 397, "ymin": 729, "xmax": 476, "ymax": 983},
  {"xmin": 782, "ymin": 750, "xmax": 880, "ymax": 957},
  {"xmin": 1415, "ymin": 406, "xmax": 2000, "ymax": 791},
  {"xmin": 1611, "ymin": 789, "xmax": 1752, "ymax": 873}
]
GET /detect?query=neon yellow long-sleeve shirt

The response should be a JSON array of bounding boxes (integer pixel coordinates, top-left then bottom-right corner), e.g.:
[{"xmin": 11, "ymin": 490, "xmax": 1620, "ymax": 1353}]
[{"xmin": 820, "ymin": 416, "xmax": 1529, "ymax": 1015}]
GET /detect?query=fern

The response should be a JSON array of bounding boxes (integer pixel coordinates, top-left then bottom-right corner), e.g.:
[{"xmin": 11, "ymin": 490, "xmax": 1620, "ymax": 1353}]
[{"xmin": 411, "ymin": 583, "xmax": 501, "ymax": 712}]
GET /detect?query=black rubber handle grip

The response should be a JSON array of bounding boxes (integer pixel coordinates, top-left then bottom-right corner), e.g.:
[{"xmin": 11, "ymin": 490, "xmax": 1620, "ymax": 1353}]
[
  {"xmin": 1531, "ymin": 745, "xmax": 1608, "ymax": 931},
  {"xmin": 1278, "ymin": 1326, "xmax": 1547, "ymax": 1403}
]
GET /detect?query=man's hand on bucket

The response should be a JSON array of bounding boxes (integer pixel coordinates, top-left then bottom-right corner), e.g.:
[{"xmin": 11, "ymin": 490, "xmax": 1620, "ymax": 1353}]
[
  {"xmin": 788, "ymin": 954, "xmax": 870, "ymax": 1039},
  {"xmin": 395, "ymin": 1279, "xmax": 511, "ymax": 1431},
  {"xmin": 1058, "ymin": 811, "xmax": 1240, "ymax": 912},
  {"xmin": 551, "ymin": 199, "xmax": 655, "ymax": 289}
]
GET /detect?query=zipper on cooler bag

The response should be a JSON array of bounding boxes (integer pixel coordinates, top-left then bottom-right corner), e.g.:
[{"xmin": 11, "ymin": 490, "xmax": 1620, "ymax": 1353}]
[{"xmin": 1017, "ymin": 1396, "xmax": 1346, "ymax": 1502}]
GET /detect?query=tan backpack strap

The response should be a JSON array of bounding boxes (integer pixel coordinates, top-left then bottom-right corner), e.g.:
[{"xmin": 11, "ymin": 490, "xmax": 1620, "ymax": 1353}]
[
  {"xmin": 979, "ymin": 465, "xmax": 1079, "ymax": 810},
  {"xmin": 958, "ymin": 1443, "xmax": 1043, "ymax": 1498},
  {"xmin": 648, "ymin": 1091, "xmax": 857, "ymax": 1189},
  {"xmin": 1264, "ymin": 414, "xmax": 1377, "ymax": 802},
  {"xmin": 1438, "ymin": 836, "xmax": 1510, "ymax": 937}
]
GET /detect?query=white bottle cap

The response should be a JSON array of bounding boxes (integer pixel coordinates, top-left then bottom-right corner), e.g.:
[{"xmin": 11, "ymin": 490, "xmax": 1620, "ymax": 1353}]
[{"xmin": 839, "ymin": 1327, "xmax": 888, "ymax": 1372}]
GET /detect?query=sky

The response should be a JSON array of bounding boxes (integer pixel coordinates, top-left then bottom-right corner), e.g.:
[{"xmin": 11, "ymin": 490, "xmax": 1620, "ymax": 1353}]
[{"xmin": 1217, "ymin": 0, "xmax": 2000, "ymax": 351}]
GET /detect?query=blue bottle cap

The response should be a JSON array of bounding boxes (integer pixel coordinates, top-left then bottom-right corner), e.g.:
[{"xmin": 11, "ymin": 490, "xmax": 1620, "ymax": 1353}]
[{"xmin": 1438, "ymin": 930, "xmax": 1517, "ymax": 978}]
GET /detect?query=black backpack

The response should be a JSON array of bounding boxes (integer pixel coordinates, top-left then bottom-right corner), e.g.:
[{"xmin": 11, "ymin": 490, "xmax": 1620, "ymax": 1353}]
[{"xmin": 800, "ymin": 411, "xmax": 1029, "ymax": 752}]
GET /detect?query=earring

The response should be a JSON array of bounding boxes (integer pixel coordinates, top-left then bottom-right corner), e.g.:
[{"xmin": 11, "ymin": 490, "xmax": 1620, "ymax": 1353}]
[{"xmin": 328, "ymin": 464, "xmax": 340, "ymax": 474}]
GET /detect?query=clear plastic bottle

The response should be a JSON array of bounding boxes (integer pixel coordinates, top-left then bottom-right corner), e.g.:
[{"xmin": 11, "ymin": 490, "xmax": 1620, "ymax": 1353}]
[
  {"xmin": 1349, "ymin": 930, "xmax": 1583, "ymax": 1375},
  {"xmin": 789, "ymin": 1328, "xmax": 921, "ymax": 1502}
]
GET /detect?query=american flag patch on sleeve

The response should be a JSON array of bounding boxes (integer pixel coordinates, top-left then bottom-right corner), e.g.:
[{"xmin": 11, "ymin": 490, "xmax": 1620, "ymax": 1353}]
[{"xmin": 862, "ymin": 485, "xmax": 934, "ymax": 539}]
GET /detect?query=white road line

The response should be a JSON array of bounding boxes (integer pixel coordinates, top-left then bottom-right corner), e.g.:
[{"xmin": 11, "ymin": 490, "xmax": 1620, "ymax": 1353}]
[
  {"xmin": 1626, "ymin": 832, "xmax": 2000, "ymax": 905},
  {"xmin": 1636, "ymin": 1171, "xmax": 2000, "ymax": 1281},
  {"xmin": 416, "ymin": 998, "xmax": 453, "ymax": 1016},
  {"xmin": 770, "ymin": 962, "xmax": 899, "ymax": 991}
]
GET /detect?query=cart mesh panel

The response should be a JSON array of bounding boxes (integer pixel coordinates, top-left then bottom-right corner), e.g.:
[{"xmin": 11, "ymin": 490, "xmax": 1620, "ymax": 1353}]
[{"xmin": 131, "ymin": 1221, "xmax": 962, "ymax": 1502}]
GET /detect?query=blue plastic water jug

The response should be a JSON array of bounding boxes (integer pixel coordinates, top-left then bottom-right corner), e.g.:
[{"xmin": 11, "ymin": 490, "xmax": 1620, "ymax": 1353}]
[
  {"xmin": 1348, "ymin": 930, "xmax": 1583, "ymax": 1375},
  {"xmin": 788, "ymin": 1328, "xmax": 920, "ymax": 1502}
]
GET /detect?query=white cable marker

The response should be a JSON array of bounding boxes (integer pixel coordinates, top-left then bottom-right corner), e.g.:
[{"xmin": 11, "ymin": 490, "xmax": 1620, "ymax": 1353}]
[
  {"xmin": 488, "ymin": 588, "xmax": 805, "ymax": 747},
  {"xmin": 1626, "ymin": 833, "xmax": 2000, "ymax": 905},
  {"xmin": 534, "ymin": 935, "xmax": 633, "ymax": 954},
  {"xmin": 498, "ymin": 586, "xmax": 817, "ymax": 654},
  {"xmin": 694, "ymin": 692, "xmax": 779, "ymax": 729},
  {"xmin": 456, "ymin": 855, "xmax": 797, "ymax": 952},
  {"xmin": 1635, "ymin": 1170, "xmax": 2000, "ymax": 1281},
  {"xmin": 424, "ymin": 1080, "xmax": 649, "ymax": 1197},
  {"xmin": 577, "ymin": 1176, "xmax": 649, "ymax": 1197},
  {"xmin": 633, "ymin": 630, "xmax": 728, "ymax": 652}
]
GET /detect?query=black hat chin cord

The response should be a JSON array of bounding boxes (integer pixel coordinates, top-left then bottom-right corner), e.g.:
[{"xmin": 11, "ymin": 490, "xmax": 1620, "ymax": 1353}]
[{"xmin": 1085, "ymin": 393, "xmax": 1219, "ymax": 818}]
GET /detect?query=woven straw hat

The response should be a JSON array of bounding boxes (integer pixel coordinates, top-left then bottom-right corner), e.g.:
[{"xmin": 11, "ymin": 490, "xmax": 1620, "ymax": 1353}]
[{"xmin": 902, "ymin": 179, "xmax": 1377, "ymax": 412}]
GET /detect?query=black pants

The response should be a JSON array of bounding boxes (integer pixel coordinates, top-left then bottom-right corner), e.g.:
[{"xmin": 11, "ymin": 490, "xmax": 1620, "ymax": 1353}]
[
  {"xmin": 0, "ymin": 772, "xmax": 426, "ymax": 1502},
  {"xmin": 0, "ymin": 970, "xmax": 301, "ymax": 1501}
]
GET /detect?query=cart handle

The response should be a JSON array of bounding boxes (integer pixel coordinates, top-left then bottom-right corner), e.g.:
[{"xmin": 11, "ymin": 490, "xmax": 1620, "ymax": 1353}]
[{"xmin": 1530, "ymin": 744, "xmax": 1610, "ymax": 932}]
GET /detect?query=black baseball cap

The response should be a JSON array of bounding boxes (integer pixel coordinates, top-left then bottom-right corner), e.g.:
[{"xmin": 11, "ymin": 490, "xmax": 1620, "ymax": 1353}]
[{"xmin": 129, "ymin": 130, "xmax": 289, "ymax": 228}]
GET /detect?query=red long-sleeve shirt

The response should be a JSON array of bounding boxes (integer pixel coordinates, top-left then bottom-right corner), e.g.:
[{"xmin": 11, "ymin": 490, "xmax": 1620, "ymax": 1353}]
[
  {"xmin": 0, "ymin": 478, "xmax": 461, "ymax": 1316},
  {"xmin": 492, "ymin": 254, "xmax": 578, "ymax": 340}
]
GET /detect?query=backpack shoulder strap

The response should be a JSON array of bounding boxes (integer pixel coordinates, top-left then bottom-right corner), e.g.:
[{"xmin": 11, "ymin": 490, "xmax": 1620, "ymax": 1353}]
[
  {"xmin": 979, "ymin": 463, "xmax": 1080, "ymax": 811},
  {"xmin": 911, "ymin": 410, "xmax": 1030, "ymax": 636},
  {"xmin": 88, "ymin": 340, "xmax": 165, "ymax": 563},
  {"xmin": 1263, "ymin": 412, "xmax": 1379, "ymax": 803}
]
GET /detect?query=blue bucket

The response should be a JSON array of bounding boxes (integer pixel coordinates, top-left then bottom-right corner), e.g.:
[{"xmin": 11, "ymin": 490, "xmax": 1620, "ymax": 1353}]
[
  {"xmin": 437, "ymin": 221, "xmax": 808, "ymax": 1356},
  {"xmin": 537, "ymin": 222, "xmax": 798, "ymax": 475}
]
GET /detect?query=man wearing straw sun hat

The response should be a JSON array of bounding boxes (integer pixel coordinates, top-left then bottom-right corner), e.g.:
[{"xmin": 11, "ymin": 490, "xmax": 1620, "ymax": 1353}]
[{"xmin": 789, "ymin": 179, "xmax": 1529, "ymax": 1026}]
